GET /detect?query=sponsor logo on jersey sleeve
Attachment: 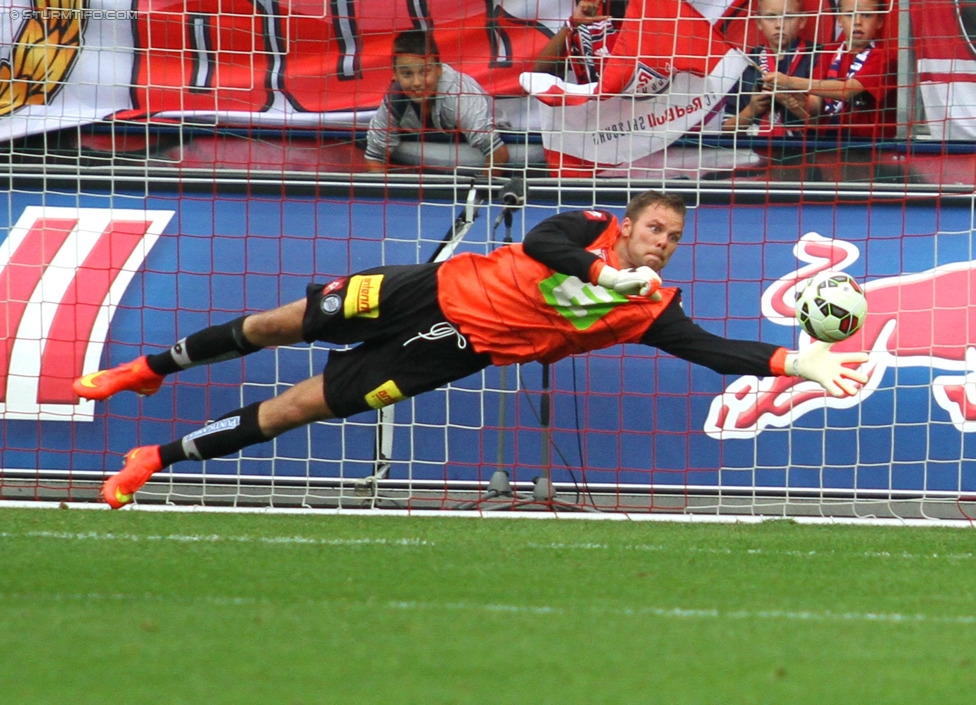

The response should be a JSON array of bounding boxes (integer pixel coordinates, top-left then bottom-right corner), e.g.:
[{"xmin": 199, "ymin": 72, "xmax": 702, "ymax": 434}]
[{"xmin": 583, "ymin": 210, "xmax": 608, "ymax": 220}]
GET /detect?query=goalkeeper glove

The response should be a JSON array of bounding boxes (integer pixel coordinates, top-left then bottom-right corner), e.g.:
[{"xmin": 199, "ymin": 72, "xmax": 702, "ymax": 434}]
[
  {"xmin": 784, "ymin": 341, "xmax": 869, "ymax": 397},
  {"xmin": 597, "ymin": 265, "xmax": 662, "ymax": 300}
]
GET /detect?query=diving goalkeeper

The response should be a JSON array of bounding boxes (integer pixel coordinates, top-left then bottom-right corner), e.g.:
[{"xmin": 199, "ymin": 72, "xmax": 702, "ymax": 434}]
[{"xmin": 74, "ymin": 190, "xmax": 869, "ymax": 508}]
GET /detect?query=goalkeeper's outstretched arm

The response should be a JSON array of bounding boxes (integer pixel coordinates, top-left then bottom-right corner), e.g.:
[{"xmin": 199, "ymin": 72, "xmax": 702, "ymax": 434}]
[{"xmin": 643, "ymin": 297, "xmax": 868, "ymax": 398}]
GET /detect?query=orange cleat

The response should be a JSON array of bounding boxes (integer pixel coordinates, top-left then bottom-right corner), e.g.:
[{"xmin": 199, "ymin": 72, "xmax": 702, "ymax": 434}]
[
  {"xmin": 73, "ymin": 356, "xmax": 164, "ymax": 401},
  {"xmin": 100, "ymin": 446, "xmax": 163, "ymax": 509}
]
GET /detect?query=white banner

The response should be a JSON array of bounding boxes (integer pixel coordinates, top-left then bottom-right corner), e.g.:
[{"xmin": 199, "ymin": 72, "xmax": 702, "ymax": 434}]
[
  {"xmin": 917, "ymin": 60, "xmax": 976, "ymax": 141},
  {"xmin": 912, "ymin": 1, "xmax": 976, "ymax": 140},
  {"xmin": 530, "ymin": 50, "xmax": 748, "ymax": 168},
  {"xmin": 0, "ymin": 0, "xmax": 136, "ymax": 141}
]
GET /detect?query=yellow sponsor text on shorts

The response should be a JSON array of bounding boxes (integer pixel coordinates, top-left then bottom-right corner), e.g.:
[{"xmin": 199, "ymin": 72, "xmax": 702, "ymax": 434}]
[
  {"xmin": 344, "ymin": 274, "xmax": 383, "ymax": 318},
  {"xmin": 365, "ymin": 380, "xmax": 406, "ymax": 409}
]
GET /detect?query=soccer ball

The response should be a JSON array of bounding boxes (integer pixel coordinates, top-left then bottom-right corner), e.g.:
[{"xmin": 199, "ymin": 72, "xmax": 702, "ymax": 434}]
[{"xmin": 793, "ymin": 271, "xmax": 868, "ymax": 342}]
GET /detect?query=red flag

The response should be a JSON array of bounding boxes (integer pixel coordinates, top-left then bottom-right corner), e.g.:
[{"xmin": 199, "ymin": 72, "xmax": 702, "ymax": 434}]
[{"xmin": 597, "ymin": 0, "xmax": 738, "ymax": 95}]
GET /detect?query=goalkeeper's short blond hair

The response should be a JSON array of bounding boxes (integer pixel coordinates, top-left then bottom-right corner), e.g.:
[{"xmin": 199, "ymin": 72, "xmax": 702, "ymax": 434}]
[{"xmin": 625, "ymin": 191, "xmax": 687, "ymax": 223}]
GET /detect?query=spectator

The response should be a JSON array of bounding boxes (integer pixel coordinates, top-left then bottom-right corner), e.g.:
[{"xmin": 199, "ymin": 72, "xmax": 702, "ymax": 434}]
[
  {"xmin": 762, "ymin": 0, "xmax": 897, "ymax": 140},
  {"xmin": 364, "ymin": 29, "xmax": 509, "ymax": 176},
  {"xmin": 532, "ymin": 1, "xmax": 622, "ymax": 84},
  {"xmin": 722, "ymin": 0, "xmax": 816, "ymax": 136}
]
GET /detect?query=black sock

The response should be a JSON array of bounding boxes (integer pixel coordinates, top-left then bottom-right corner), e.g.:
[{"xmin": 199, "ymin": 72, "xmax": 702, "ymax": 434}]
[
  {"xmin": 158, "ymin": 402, "xmax": 269, "ymax": 466},
  {"xmin": 146, "ymin": 316, "xmax": 262, "ymax": 376}
]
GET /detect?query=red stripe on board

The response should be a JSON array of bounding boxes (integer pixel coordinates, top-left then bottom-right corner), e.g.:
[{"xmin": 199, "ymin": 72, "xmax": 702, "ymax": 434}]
[
  {"xmin": 39, "ymin": 221, "xmax": 150, "ymax": 404},
  {"xmin": 919, "ymin": 73, "xmax": 976, "ymax": 84},
  {"xmin": 0, "ymin": 219, "xmax": 78, "ymax": 402}
]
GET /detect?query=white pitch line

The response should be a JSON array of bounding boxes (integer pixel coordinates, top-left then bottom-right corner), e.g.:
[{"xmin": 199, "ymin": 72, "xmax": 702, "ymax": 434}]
[
  {"xmin": 386, "ymin": 600, "xmax": 976, "ymax": 625},
  {"xmin": 2, "ymin": 500, "xmax": 975, "ymax": 528},
  {"xmin": 522, "ymin": 541, "xmax": 976, "ymax": 561},
  {"xmin": 0, "ymin": 590, "xmax": 972, "ymax": 625},
  {"xmin": 0, "ymin": 530, "xmax": 433, "ymax": 547},
  {"xmin": 3, "ymin": 528, "xmax": 974, "ymax": 562}
]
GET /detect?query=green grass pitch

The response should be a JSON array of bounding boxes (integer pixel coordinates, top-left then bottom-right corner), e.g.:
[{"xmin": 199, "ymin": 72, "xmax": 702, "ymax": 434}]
[{"xmin": 1, "ymin": 506, "xmax": 974, "ymax": 704}]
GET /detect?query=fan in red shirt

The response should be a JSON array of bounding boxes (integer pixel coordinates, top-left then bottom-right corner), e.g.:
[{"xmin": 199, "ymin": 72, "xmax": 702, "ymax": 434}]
[
  {"xmin": 73, "ymin": 191, "xmax": 869, "ymax": 509},
  {"xmin": 761, "ymin": 0, "xmax": 897, "ymax": 140}
]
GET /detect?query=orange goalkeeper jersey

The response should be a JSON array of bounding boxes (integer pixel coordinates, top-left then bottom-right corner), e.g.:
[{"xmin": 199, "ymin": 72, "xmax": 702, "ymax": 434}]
[{"xmin": 436, "ymin": 210, "xmax": 676, "ymax": 366}]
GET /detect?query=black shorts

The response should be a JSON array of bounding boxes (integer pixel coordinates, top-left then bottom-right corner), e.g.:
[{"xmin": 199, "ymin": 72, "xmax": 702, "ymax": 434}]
[{"xmin": 302, "ymin": 263, "xmax": 492, "ymax": 418}]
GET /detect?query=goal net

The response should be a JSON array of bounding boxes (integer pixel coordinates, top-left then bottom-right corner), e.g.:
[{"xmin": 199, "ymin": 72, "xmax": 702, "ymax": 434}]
[{"xmin": 2, "ymin": 0, "xmax": 976, "ymax": 520}]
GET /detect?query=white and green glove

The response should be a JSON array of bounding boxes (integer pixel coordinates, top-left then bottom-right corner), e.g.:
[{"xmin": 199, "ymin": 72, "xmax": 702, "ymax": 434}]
[
  {"xmin": 784, "ymin": 341, "xmax": 869, "ymax": 397},
  {"xmin": 597, "ymin": 265, "xmax": 662, "ymax": 300}
]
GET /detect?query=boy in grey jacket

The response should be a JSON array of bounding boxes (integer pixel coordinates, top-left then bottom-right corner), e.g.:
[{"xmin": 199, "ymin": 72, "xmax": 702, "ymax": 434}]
[{"xmin": 364, "ymin": 29, "xmax": 509, "ymax": 176}]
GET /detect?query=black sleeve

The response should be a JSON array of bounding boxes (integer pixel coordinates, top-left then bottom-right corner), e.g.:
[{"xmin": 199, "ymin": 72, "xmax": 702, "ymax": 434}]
[
  {"xmin": 640, "ymin": 291, "xmax": 782, "ymax": 377},
  {"xmin": 521, "ymin": 210, "xmax": 613, "ymax": 282}
]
